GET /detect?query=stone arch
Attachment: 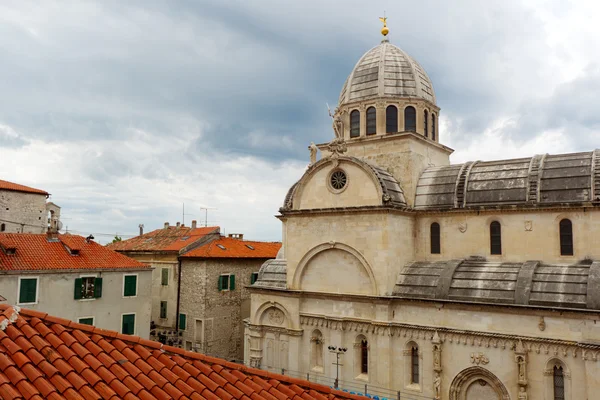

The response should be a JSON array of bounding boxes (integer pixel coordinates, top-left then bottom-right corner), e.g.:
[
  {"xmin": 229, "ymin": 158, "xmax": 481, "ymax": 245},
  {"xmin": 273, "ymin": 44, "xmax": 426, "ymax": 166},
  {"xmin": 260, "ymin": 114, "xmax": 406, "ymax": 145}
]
[
  {"xmin": 253, "ymin": 301, "xmax": 295, "ymax": 329},
  {"xmin": 544, "ymin": 357, "xmax": 571, "ymax": 400},
  {"xmin": 449, "ymin": 366, "xmax": 510, "ymax": 400},
  {"xmin": 292, "ymin": 242, "xmax": 377, "ymax": 295}
]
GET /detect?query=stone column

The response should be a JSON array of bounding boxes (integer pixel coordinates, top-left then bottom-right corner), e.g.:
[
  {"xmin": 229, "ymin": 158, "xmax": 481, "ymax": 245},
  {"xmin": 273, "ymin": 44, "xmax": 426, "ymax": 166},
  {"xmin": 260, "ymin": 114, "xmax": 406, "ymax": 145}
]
[
  {"xmin": 248, "ymin": 327, "xmax": 264, "ymax": 368},
  {"xmin": 359, "ymin": 105, "xmax": 367, "ymax": 137},
  {"xmin": 515, "ymin": 340, "xmax": 528, "ymax": 399},
  {"xmin": 376, "ymin": 101, "xmax": 386, "ymax": 135},
  {"xmin": 432, "ymin": 331, "xmax": 442, "ymax": 400}
]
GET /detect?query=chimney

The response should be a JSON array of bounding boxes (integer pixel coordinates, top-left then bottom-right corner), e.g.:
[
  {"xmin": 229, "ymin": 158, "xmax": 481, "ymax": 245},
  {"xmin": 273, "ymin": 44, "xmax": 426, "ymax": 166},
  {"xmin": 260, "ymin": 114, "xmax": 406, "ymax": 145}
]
[
  {"xmin": 191, "ymin": 220, "xmax": 197, "ymax": 229},
  {"xmin": 164, "ymin": 222, "xmax": 169, "ymax": 229},
  {"xmin": 139, "ymin": 224, "xmax": 144, "ymax": 236},
  {"xmin": 46, "ymin": 230, "xmax": 59, "ymax": 242},
  {"xmin": 176, "ymin": 222, "xmax": 181, "ymax": 228},
  {"xmin": 228, "ymin": 233, "xmax": 244, "ymax": 240}
]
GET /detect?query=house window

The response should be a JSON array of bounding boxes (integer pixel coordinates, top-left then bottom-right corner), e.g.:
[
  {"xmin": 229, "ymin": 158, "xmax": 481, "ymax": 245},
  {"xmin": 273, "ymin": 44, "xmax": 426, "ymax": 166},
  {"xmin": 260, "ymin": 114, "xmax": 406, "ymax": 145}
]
[
  {"xmin": 179, "ymin": 313, "xmax": 187, "ymax": 331},
  {"xmin": 18, "ymin": 277, "xmax": 38, "ymax": 304},
  {"xmin": 74, "ymin": 277, "xmax": 102, "ymax": 300},
  {"xmin": 559, "ymin": 219, "xmax": 573, "ymax": 256},
  {"xmin": 218, "ymin": 274, "xmax": 236, "ymax": 291},
  {"xmin": 432, "ymin": 113, "xmax": 436, "ymax": 141},
  {"xmin": 78, "ymin": 317, "xmax": 94, "ymax": 326},
  {"xmin": 553, "ymin": 365, "xmax": 565, "ymax": 400},
  {"xmin": 411, "ymin": 346, "xmax": 419, "ymax": 384},
  {"xmin": 490, "ymin": 221, "xmax": 502, "ymax": 255},
  {"xmin": 404, "ymin": 106, "xmax": 416, "ymax": 132},
  {"xmin": 350, "ymin": 110, "xmax": 360, "ymax": 137},
  {"xmin": 0, "ymin": 223, "xmax": 5, "ymax": 232},
  {"xmin": 161, "ymin": 268, "xmax": 169, "ymax": 285},
  {"xmin": 360, "ymin": 339, "xmax": 368, "ymax": 374},
  {"xmin": 123, "ymin": 274, "xmax": 137, "ymax": 297},
  {"xmin": 386, "ymin": 106, "xmax": 398, "ymax": 133},
  {"xmin": 366, "ymin": 107, "xmax": 376, "ymax": 135},
  {"xmin": 250, "ymin": 272, "xmax": 259, "ymax": 285},
  {"xmin": 160, "ymin": 301, "xmax": 167, "ymax": 319},
  {"xmin": 430, "ymin": 222, "xmax": 441, "ymax": 254},
  {"xmin": 121, "ymin": 314, "xmax": 135, "ymax": 335},
  {"xmin": 424, "ymin": 110, "xmax": 429, "ymax": 138}
]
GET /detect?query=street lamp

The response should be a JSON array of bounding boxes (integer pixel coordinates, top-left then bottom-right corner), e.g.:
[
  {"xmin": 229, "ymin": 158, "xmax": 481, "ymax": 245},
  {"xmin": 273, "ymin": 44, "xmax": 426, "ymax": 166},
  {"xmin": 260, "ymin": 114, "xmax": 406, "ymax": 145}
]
[{"xmin": 328, "ymin": 345, "xmax": 347, "ymax": 389}]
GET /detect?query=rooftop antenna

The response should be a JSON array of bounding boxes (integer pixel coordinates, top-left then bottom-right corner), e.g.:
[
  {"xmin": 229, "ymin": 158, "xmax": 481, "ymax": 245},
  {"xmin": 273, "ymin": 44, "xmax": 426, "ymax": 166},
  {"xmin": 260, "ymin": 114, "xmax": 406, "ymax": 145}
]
[
  {"xmin": 199, "ymin": 207, "xmax": 217, "ymax": 227},
  {"xmin": 182, "ymin": 203, "xmax": 194, "ymax": 226}
]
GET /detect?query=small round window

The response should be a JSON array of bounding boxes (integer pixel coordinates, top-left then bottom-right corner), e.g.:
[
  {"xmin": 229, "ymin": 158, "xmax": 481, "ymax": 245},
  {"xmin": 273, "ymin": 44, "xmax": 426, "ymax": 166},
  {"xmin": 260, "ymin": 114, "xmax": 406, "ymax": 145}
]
[{"xmin": 330, "ymin": 170, "xmax": 347, "ymax": 191}]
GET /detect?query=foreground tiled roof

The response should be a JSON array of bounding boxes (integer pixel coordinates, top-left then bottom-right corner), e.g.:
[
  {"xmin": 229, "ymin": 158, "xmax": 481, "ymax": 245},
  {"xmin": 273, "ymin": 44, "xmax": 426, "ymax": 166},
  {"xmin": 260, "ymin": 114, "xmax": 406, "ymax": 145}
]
[
  {"xmin": 182, "ymin": 237, "xmax": 281, "ymax": 259},
  {"xmin": 107, "ymin": 226, "xmax": 220, "ymax": 253},
  {"xmin": 0, "ymin": 305, "xmax": 366, "ymax": 400},
  {"xmin": 0, "ymin": 179, "xmax": 48, "ymax": 196},
  {"xmin": 0, "ymin": 234, "xmax": 148, "ymax": 271}
]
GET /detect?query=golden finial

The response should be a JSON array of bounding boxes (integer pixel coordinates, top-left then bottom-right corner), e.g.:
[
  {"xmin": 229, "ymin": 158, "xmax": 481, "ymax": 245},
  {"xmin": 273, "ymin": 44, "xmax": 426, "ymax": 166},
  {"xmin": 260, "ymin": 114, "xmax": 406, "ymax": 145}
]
[{"xmin": 379, "ymin": 13, "xmax": 389, "ymax": 37}]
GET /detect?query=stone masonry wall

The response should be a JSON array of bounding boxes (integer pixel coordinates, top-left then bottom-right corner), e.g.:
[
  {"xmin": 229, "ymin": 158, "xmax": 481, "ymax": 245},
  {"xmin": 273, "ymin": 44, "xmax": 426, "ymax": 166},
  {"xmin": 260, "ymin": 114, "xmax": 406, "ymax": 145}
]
[
  {"xmin": 180, "ymin": 258, "xmax": 268, "ymax": 360},
  {"xmin": 0, "ymin": 190, "xmax": 48, "ymax": 233}
]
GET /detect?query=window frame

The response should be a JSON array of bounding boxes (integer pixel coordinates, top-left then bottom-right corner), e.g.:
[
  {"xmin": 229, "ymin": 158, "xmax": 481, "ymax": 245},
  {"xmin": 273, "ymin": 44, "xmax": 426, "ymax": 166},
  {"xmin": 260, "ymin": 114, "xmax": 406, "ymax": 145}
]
[
  {"xmin": 218, "ymin": 273, "xmax": 235, "ymax": 291},
  {"xmin": 161, "ymin": 268, "xmax": 169, "ymax": 286},
  {"xmin": 430, "ymin": 222, "xmax": 441, "ymax": 254},
  {"xmin": 424, "ymin": 110, "xmax": 429, "ymax": 138},
  {"xmin": 160, "ymin": 300, "xmax": 168, "ymax": 319},
  {"xmin": 78, "ymin": 316, "xmax": 95, "ymax": 326},
  {"xmin": 360, "ymin": 339, "xmax": 369, "ymax": 375},
  {"xmin": 179, "ymin": 313, "xmax": 187, "ymax": 331},
  {"xmin": 78, "ymin": 274, "xmax": 98, "ymax": 300},
  {"xmin": 250, "ymin": 272, "xmax": 259, "ymax": 285},
  {"xmin": 121, "ymin": 313, "xmax": 136, "ymax": 335},
  {"xmin": 411, "ymin": 346, "xmax": 420, "ymax": 384},
  {"xmin": 0, "ymin": 223, "xmax": 5, "ymax": 232},
  {"xmin": 404, "ymin": 106, "xmax": 416, "ymax": 132},
  {"xmin": 386, "ymin": 105, "xmax": 398, "ymax": 133},
  {"xmin": 17, "ymin": 276, "xmax": 39, "ymax": 305},
  {"xmin": 553, "ymin": 365, "xmax": 565, "ymax": 400},
  {"xmin": 122, "ymin": 273, "xmax": 138, "ymax": 298},
  {"xmin": 366, "ymin": 106, "xmax": 376, "ymax": 135},
  {"xmin": 431, "ymin": 113, "xmax": 436, "ymax": 141},
  {"xmin": 559, "ymin": 219, "xmax": 574, "ymax": 256},
  {"xmin": 490, "ymin": 221, "xmax": 502, "ymax": 255},
  {"xmin": 350, "ymin": 110, "xmax": 360, "ymax": 138}
]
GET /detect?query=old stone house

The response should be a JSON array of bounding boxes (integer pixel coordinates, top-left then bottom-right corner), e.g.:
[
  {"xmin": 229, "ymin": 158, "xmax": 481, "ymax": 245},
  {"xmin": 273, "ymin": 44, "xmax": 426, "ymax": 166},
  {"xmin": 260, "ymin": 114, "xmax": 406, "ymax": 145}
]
[
  {"xmin": 0, "ymin": 179, "xmax": 61, "ymax": 233},
  {"xmin": 246, "ymin": 24, "xmax": 600, "ymax": 400},
  {"xmin": 107, "ymin": 221, "xmax": 220, "ymax": 337},
  {"xmin": 0, "ymin": 231, "xmax": 152, "ymax": 337},
  {"xmin": 178, "ymin": 235, "xmax": 280, "ymax": 361}
]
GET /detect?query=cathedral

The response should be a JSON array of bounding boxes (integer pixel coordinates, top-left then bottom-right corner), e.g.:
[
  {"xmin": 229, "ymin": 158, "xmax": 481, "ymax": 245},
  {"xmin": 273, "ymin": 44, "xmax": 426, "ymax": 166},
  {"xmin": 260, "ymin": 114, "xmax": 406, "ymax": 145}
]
[{"xmin": 245, "ymin": 22, "xmax": 600, "ymax": 400}]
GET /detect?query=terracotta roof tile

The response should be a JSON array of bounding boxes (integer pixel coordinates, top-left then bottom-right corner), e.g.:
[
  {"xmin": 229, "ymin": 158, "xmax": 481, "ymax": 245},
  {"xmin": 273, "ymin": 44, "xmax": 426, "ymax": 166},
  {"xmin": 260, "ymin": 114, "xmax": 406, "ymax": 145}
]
[
  {"xmin": 0, "ymin": 233, "xmax": 148, "ymax": 271},
  {"xmin": 0, "ymin": 304, "xmax": 367, "ymax": 400},
  {"xmin": 182, "ymin": 236, "xmax": 281, "ymax": 259},
  {"xmin": 107, "ymin": 226, "xmax": 220, "ymax": 252},
  {"xmin": 0, "ymin": 179, "xmax": 48, "ymax": 196}
]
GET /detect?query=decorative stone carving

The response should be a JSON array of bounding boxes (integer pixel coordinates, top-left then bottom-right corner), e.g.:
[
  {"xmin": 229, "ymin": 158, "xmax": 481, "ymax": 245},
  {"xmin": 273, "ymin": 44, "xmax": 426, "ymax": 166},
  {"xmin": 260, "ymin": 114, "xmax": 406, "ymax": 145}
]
[
  {"xmin": 268, "ymin": 309, "xmax": 284, "ymax": 325},
  {"xmin": 524, "ymin": 220, "xmax": 533, "ymax": 231},
  {"xmin": 458, "ymin": 222, "xmax": 467, "ymax": 233},
  {"xmin": 538, "ymin": 316, "xmax": 546, "ymax": 331},
  {"xmin": 309, "ymin": 142, "xmax": 318, "ymax": 164},
  {"xmin": 470, "ymin": 352, "xmax": 489, "ymax": 365},
  {"xmin": 327, "ymin": 137, "xmax": 348, "ymax": 156},
  {"xmin": 432, "ymin": 331, "xmax": 442, "ymax": 400},
  {"xmin": 515, "ymin": 339, "xmax": 528, "ymax": 397},
  {"xmin": 433, "ymin": 374, "xmax": 441, "ymax": 400}
]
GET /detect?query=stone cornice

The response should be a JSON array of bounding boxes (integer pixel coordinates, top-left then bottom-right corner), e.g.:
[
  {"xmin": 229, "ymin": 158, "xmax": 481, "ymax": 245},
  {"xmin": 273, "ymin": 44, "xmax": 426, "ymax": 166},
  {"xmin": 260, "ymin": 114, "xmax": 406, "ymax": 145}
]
[
  {"xmin": 245, "ymin": 323, "xmax": 303, "ymax": 337},
  {"xmin": 299, "ymin": 313, "xmax": 600, "ymax": 359},
  {"xmin": 316, "ymin": 131, "xmax": 452, "ymax": 155}
]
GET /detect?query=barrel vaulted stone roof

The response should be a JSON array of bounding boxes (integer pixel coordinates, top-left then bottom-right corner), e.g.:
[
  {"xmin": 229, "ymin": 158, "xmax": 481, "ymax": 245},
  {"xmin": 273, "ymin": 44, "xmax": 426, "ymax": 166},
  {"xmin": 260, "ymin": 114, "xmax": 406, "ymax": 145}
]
[
  {"xmin": 252, "ymin": 259, "xmax": 287, "ymax": 290},
  {"xmin": 0, "ymin": 179, "xmax": 48, "ymax": 196},
  {"xmin": 0, "ymin": 304, "xmax": 368, "ymax": 400},
  {"xmin": 415, "ymin": 150, "xmax": 600, "ymax": 209},
  {"xmin": 393, "ymin": 258, "xmax": 600, "ymax": 311}
]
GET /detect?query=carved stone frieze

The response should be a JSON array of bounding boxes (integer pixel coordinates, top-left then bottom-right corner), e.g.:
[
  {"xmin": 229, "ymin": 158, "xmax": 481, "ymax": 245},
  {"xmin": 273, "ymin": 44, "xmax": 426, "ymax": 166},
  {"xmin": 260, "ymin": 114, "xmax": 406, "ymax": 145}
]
[{"xmin": 470, "ymin": 352, "xmax": 490, "ymax": 365}]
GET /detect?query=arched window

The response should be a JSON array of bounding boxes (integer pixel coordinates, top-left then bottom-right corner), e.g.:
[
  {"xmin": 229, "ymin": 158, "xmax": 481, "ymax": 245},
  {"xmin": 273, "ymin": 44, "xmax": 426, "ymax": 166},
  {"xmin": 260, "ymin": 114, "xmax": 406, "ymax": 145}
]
[
  {"xmin": 430, "ymin": 222, "xmax": 440, "ymax": 254},
  {"xmin": 424, "ymin": 110, "xmax": 429, "ymax": 138},
  {"xmin": 554, "ymin": 365, "xmax": 565, "ymax": 400},
  {"xmin": 404, "ymin": 106, "xmax": 416, "ymax": 132},
  {"xmin": 310, "ymin": 330, "xmax": 323, "ymax": 370},
  {"xmin": 360, "ymin": 339, "xmax": 368, "ymax": 374},
  {"xmin": 386, "ymin": 105, "xmax": 398, "ymax": 133},
  {"xmin": 431, "ymin": 113, "xmax": 436, "ymax": 141},
  {"xmin": 0, "ymin": 223, "xmax": 5, "ymax": 232},
  {"xmin": 490, "ymin": 221, "xmax": 502, "ymax": 255},
  {"xmin": 559, "ymin": 219, "xmax": 573, "ymax": 256},
  {"xmin": 366, "ymin": 107, "xmax": 376, "ymax": 135},
  {"xmin": 411, "ymin": 345, "xmax": 419, "ymax": 384},
  {"xmin": 350, "ymin": 110, "xmax": 360, "ymax": 138}
]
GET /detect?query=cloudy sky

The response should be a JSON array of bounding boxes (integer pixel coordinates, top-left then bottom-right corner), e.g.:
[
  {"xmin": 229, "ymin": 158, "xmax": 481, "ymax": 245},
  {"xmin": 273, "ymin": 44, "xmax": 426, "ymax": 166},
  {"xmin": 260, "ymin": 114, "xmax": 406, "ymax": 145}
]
[{"xmin": 1, "ymin": 1, "xmax": 599, "ymax": 243}]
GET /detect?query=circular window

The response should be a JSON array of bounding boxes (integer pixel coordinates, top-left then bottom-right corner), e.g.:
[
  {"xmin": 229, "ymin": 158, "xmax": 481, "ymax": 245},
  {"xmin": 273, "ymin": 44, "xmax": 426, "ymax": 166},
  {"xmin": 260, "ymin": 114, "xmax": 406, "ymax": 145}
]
[{"xmin": 330, "ymin": 170, "xmax": 347, "ymax": 191}]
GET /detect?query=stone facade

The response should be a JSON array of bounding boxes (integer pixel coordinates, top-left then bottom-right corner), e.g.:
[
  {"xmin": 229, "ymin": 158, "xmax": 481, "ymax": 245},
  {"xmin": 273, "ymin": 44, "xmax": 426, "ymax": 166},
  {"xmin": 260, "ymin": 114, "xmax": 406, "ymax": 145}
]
[
  {"xmin": 179, "ymin": 257, "xmax": 275, "ymax": 361},
  {"xmin": 0, "ymin": 187, "xmax": 60, "ymax": 233}
]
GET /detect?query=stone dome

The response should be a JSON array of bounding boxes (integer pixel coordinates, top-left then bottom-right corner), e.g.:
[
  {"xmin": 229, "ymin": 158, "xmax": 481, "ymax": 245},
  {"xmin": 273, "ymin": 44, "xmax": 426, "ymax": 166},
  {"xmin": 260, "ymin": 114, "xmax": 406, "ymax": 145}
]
[{"xmin": 338, "ymin": 40, "xmax": 436, "ymax": 106}]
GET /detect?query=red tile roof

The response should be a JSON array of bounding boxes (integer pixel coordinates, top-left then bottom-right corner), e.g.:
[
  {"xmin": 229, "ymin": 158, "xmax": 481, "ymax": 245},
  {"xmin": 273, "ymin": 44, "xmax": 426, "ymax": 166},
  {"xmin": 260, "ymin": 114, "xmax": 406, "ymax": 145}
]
[
  {"xmin": 107, "ymin": 226, "xmax": 220, "ymax": 253},
  {"xmin": 0, "ymin": 305, "xmax": 367, "ymax": 400},
  {"xmin": 181, "ymin": 237, "xmax": 281, "ymax": 259},
  {"xmin": 0, "ymin": 180, "xmax": 48, "ymax": 196},
  {"xmin": 0, "ymin": 234, "xmax": 148, "ymax": 271}
]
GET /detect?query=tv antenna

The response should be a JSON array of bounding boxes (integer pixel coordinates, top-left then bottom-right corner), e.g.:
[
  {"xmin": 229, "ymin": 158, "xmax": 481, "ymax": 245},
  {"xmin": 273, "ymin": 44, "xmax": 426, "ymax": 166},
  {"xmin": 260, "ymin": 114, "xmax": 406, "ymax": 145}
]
[{"xmin": 199, "ymin": 207, "xmax": 217, "ymax": 227}]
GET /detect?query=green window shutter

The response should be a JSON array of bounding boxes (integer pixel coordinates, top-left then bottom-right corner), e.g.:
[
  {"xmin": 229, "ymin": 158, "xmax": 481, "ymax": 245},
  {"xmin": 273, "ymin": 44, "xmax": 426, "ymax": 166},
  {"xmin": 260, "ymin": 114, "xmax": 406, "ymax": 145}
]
[
  {"xmin": 179, "ymin": 313, "xmax": 186, "ymax": 331},
  {"xmin": 122, "ymin": 314, "xmax": 135, "ymax": 335},
  {"xmin": 124, "ymin": 275, "xmax": 137, "ymax": 296},
  {"xmin": 19, "ymin": 278, "xmax": 37, "ymax": 304},
  {"xmin": 78, "ymin": 318, "xmax": 94, "ymax": 326},
  {"xmin": 218, "ymin": 275, "xmax": 223, "ymax": 291},
  {"xmin": 74, "ymin": 278, "xmax": 83, "ymax": 300},
  {"xmin": 230, "ymin": 275, "xmax": 235, "ymax": 291},
  {"xmin": 94, "ymin": 277, "xmax": 103, "ymax": 298},
  {"xmin": 160, "ymin": 301, "xmax": 167, "ymax": 319},
  {"xmin": 251, "ymin": 272, "xmax": 258, "ymax": 285},
  {"xmin": 161, "ymin": 268, "xmax": 169, "ymax": 286}
]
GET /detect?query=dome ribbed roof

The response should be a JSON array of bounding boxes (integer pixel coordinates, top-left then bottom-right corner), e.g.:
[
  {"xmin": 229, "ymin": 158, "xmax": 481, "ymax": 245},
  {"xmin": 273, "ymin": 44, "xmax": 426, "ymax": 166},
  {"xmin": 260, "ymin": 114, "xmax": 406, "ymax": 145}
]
[{"xmin": 338, "ymin": 41, "xmax": 436, "ymax": 106}]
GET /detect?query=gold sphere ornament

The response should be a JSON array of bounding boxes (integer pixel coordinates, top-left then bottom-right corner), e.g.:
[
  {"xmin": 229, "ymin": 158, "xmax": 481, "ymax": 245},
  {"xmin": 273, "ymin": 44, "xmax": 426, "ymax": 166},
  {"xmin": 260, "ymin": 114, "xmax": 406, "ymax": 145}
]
[{"xmin": 379, "ymin": 16, "xmax": 389, "ymax": 37}]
